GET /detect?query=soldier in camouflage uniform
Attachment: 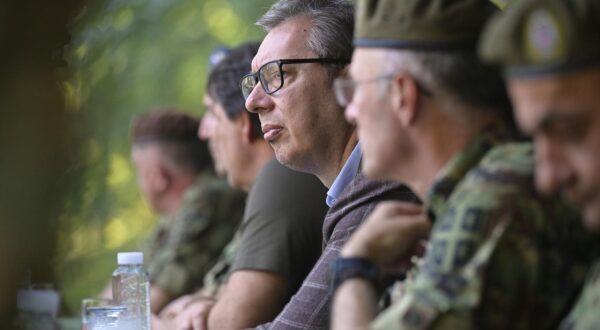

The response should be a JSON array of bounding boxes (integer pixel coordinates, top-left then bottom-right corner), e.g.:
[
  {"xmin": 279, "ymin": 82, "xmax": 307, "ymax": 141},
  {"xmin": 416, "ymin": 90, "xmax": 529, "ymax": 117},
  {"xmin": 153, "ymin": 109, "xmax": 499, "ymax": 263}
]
[
  {"xmin": 330, "ymin": 0, "xmax": 599, "ymax": 329},
  {"xmin": 198, "ymin": 228, "xmax": 240, "ymax": 298},
  {"xmin": 131, "ymin": 109, "xmax": 246, "ymax": 313},
  {"xmin": 480, "ymin": 0, "xmax": 600, "ymax": 328},
  {"xmin": 142, "ymin": 176, "xmax": 245, "ymax": 302}
]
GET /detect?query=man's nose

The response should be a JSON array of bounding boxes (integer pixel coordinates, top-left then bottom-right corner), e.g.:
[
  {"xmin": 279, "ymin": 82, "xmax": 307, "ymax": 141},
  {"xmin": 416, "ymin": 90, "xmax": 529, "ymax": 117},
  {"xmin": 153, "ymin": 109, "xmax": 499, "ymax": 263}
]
[
  {"xmin": 245, "ymin": 82, "xmax": 271, "ymax": 114},
  {"xmin": 534, "ymin": 138, "xmax": 573, "ymax": 196}
]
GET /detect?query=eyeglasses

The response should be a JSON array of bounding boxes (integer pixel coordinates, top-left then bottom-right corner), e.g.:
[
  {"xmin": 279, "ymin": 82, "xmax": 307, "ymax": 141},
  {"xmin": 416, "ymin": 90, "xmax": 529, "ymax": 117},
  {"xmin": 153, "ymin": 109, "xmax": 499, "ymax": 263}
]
[
  {"xmin": 240, "ymin": 58, "xmax": 349, "ymax": 100},
  {"xmin": 333, "ymin": 74, "xmax": 433, "ymax": 107},
  {"xmin": 334, "ymin": 75, "xmax": 395, "ymax": 108}
]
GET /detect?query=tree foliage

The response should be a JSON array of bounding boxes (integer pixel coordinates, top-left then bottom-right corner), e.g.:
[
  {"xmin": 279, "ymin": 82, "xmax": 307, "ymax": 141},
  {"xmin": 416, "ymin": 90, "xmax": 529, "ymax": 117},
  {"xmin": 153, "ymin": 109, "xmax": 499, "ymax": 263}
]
[{"xmin": 58, "ymin": 0, "xmax": 273, "ymax": 314}]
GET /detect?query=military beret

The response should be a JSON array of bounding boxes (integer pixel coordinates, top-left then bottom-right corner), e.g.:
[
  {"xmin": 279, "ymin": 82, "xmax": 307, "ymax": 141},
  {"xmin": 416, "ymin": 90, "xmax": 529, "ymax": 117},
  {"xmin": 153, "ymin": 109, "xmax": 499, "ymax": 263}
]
[
  {"xmin": 480, "ymin": 0, "xmax": 600, "ymax": 77},
  {"xmin": 354, "ymin": 0, "xmax": 500, "ymax": 50}
]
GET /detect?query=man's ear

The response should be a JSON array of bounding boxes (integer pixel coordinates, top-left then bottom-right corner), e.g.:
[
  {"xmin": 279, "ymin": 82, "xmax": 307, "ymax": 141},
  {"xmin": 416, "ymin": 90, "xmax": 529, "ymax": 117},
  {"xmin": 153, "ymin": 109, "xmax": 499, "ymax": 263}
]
[
  {"xmin": 391, "ymin": 74, "xmax": 420, "ymax": 127},
  {"xmin": 337, "ymin": 65, "xmax": 350, "ymax": 79},
  {"xmin": 238, "ymin": 111, "xmax": 254, "ymax": 144},
  {"xmin": 149, "ymin": 162, "xmax": 170, "ymax": 193}
]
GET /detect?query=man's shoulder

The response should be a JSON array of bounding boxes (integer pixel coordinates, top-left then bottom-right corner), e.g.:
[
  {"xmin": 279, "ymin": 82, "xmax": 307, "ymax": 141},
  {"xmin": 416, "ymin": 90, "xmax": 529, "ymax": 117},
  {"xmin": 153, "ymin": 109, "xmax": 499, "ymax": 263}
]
[
  {"xmin": 247, "ymin": 159, "xmax": 327, "ymax": 215},
  {"xmin": 478, "ymin": 142, "xmax": 534, "ymax": 178},
  {"xmin": 349, "ymin": 171, "xmax": 416, "ymax": 201},
  {"xmin": 334, "ymin": 171, "xmax": 416, "ymax": 211},
  {"xmin": 466, "ymin": 141, "xmax": 533, "ymax": 187},
  {"xmin": 560, "ymin": 259, "xmax": 600, "ymax": 330},
  {"xmin": 184, "ymin": 174, "xmax": 246, "ymax": 208},
  {"xmin": 442, "ymin": 141, "xmax": 579, "ymax": 238},
  {"xmin": 449, "ymin": 142, "xmax": 537, "ymax": 213},
  {"xmin": 427, "ymin": 140, "xmax": 580, "ymax": 278},
  {"xmin": 177, "ymin": 174, "xmax": 246, "ymax": 224},
  {"xmin": 254, "ymin": 158, "xmax": 326, "ymax": 192},
  {"xmin": 325, "ymin": 171, "xmax": 417, "ymax": 241},
  {"xmin": 142, "ymin": 215, "xmax": 168, "ymax": 256}
]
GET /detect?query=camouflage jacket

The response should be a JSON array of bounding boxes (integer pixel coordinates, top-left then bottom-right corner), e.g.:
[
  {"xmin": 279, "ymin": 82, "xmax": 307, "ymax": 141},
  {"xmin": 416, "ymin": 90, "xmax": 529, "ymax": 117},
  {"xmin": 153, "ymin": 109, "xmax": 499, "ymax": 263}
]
[
  {"xmin": 372, "ymin": 125, "xmax": 598, "ymax": 330},
  {"xmin": 201, "ymin": 229, "xmax": 240, "ymax": 297},
  {"xmin": 560, "ymin": 258, "xmax": 600, "ymax": 330},
  {"xmin": 143, "ymin": 174, "xmax": 246, "ymax": 297}
]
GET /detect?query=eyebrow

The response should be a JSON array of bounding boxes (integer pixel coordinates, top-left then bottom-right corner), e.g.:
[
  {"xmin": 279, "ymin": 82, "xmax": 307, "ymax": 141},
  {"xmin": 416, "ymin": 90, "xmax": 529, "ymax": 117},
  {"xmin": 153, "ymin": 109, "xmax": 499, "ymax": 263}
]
[
  {"xmin": 536, "ymin": 108, "xmax": 584, "ymax": 132},
  {"xmin": 250, "ymin": 57, "xmax": 266, "ymax": 72}
]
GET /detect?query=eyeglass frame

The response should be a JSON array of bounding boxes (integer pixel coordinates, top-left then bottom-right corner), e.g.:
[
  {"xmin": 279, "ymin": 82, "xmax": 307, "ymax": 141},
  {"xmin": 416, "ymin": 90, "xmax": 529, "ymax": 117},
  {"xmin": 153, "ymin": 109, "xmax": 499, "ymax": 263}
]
[
  {"xmin": 333, "ymin": 73, "xmax": 433, "ymax": 108},
  {"xmin": 240, "ymin": 58, "xmax": 350, "ymax": 100}
]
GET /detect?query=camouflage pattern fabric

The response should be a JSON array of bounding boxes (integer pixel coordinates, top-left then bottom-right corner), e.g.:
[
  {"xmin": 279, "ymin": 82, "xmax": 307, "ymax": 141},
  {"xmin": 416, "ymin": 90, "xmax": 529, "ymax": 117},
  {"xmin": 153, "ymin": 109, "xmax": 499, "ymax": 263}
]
[
  {"xmin": 201, "ymin": 230, "xmax": 240, "ymax": 297},
  {"xmin": 560, "ymin": 259, "xmax": 600, "ymax": 330},
  {"xmin": 372, "ymin": 123, "xmax": 599, "ymax": 330},
  {"xmin": 143, "ymin": 173, "xmax": 246, "ymax": 297}
]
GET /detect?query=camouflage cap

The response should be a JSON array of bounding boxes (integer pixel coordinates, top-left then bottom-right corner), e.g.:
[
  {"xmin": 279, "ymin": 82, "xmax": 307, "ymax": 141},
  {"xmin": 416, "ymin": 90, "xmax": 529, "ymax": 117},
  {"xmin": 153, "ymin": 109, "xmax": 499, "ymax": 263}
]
[
  {"xmin": 354, "ymin": 0, "xmax": 500, "ymax": 50},
  {"xmin": 480, "ymin": 0, "xmax": 600, "ymax": 77}
]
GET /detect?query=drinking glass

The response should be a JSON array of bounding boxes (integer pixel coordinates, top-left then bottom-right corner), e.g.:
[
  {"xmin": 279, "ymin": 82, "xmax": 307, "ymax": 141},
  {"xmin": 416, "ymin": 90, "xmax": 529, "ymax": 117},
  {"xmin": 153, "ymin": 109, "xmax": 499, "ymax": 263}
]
[
  {"xmin": 80, "ymin": 298, "xmax": 112, "ymax": 330},
  {"xmin": 85, "ymin": 306, "xmax": 127, "ymax": 330}
]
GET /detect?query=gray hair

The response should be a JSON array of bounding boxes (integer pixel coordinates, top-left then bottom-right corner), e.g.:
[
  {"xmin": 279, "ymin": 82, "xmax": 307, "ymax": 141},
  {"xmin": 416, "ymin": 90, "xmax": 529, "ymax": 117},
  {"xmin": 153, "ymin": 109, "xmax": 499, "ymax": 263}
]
[
  {"xmin": 257, "ymin": 0, "xmax": 354, "ymax": 77},
  {"xmin": 382, "ymin": 50, "xmax": 513, "ymax": 118}
]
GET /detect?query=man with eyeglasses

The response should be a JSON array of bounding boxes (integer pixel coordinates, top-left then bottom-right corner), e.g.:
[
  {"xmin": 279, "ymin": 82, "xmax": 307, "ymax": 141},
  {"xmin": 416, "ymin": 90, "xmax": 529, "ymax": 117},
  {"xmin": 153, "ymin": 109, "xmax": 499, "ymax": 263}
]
[
  {"xmin": 154, "ymin": 43, "xmax": 329, "ymax": 330},
  {"xmin": 330, "ymin": 0, "xmax": 598, "ymax": 329},
  {"xmin": 243, "ymin": 0, "xmax": 417, "ymax": 329}
]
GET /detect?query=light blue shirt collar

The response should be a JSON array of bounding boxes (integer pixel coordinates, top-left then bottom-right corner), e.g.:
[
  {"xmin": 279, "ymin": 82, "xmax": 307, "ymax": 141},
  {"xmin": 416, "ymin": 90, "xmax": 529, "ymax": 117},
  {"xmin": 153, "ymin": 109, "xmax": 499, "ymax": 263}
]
[{"xmin": 326, "ymin": 144, "xmax": 362, "ymax": 207}]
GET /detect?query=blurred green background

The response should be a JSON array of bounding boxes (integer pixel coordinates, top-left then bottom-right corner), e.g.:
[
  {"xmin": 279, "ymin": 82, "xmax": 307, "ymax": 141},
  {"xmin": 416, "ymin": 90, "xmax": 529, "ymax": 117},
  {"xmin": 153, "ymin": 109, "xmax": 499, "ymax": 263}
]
[{"xmin": 58, "ymin": 0, "xmax": 273, "ymax": 315}]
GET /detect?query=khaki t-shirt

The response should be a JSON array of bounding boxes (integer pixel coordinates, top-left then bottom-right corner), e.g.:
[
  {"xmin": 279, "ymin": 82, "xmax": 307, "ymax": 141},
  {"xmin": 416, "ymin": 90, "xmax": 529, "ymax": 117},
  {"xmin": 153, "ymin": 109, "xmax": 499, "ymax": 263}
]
[{"xmin": 231, "ymin": 159, "xmax": 328, "ymax": 294}]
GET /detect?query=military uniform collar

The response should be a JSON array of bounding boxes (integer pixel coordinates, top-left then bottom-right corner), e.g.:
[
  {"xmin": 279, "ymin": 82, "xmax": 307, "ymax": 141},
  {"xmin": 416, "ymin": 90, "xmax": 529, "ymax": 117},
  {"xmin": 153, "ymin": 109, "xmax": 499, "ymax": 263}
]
[{"xmin": 424, "ymin": 122, "xmax": 514, "ymax": 223}]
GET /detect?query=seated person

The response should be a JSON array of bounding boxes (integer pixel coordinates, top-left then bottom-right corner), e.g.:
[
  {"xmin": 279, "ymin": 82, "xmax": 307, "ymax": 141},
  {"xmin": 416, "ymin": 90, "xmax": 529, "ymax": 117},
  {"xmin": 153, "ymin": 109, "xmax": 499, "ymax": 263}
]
[
  {"xmin": 154, "ymin": 43, "xmax": 330, "ymax": 330},
  {"xmin": 242, "ymin": 1, "xmax": 417, "ymax": 328},
  {"xmin": 332, "ymin": 0, "xmax": 598, "ymax": 329},
  {"xmin": 130, "ymin": 109, "xmax": 246, "ymax": 313},
  {"xmin": 480, "ymin": 0, "xmax": 600, "ymax": 328}
]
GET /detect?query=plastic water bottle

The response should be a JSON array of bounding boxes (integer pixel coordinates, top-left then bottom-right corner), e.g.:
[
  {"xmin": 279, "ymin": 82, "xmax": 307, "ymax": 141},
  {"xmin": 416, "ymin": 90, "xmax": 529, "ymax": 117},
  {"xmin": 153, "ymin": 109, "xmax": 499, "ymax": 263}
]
[{"xmin": 112, "ymin": 252, "xmax": 151, "ymax": 330}]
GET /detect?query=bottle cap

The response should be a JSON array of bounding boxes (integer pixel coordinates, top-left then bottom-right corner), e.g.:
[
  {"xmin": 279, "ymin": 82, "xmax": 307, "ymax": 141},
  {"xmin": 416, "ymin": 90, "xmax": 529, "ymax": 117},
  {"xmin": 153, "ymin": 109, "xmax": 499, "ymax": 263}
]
[{"xmin": 117, "ymin": 252, "xmax": 144, "ymax": 265}]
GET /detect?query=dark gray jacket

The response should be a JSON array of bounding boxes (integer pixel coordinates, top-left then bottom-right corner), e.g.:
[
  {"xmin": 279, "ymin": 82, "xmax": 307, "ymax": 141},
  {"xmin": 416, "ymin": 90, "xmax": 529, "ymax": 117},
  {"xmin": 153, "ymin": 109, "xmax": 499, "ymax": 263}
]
[{"xmin": 252, "ymin": 169, "xmax": 417, "ymax": 330}]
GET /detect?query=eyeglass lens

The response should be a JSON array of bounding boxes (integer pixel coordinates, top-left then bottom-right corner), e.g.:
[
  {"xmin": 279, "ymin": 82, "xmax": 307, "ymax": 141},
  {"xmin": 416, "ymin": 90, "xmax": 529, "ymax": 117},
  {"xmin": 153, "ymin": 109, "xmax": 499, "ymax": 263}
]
[{"xmin": 241, "ymin": 61, "xmax": 283, "ymax": 99}]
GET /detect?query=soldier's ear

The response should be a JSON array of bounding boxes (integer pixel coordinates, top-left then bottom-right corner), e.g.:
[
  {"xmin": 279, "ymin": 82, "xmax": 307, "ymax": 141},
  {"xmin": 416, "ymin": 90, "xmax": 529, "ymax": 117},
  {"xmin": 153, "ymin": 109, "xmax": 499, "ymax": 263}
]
[
  {"xmin": 335, "ymin": 65, "xmax": 350, "ymax": 80},
  {"xmin": 392, "ymin": 74, "xmax": 419, "ymax": 127},
  {"xmin": 239, "ymin": 111, "xmax": 254, "ymax": 144},
  {"xmin": 151, "ymin": 162, "xmax": 171, "ymax": 193}
]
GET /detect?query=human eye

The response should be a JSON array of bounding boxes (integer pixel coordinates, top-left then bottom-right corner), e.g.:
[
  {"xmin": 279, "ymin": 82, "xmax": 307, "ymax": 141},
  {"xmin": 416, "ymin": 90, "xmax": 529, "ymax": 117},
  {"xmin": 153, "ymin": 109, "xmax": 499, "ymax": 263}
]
[
  {"xmin": 547, "ymin": 116, "xmax": 587, "ymax": 142},
  {"xmin": 263, "ymin": 64, "xmax": 281, "ymax": 80}
]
